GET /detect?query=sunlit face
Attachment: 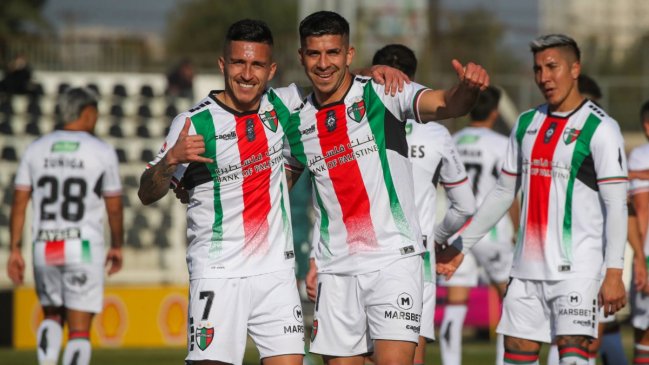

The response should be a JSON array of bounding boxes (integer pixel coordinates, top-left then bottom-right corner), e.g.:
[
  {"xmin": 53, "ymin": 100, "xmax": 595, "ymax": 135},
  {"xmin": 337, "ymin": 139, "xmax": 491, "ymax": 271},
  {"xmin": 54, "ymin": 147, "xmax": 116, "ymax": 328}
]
[
  {"xmin": 533, "ymin": 47, "xmax": 581, "ymax": 112},
  {"xmin": 299, "ymin": 34, "xmax": 354, "ymax": 105},
  {"xmin": 219, "ymin": 40, "xmax": 276, "ymax": 112}
]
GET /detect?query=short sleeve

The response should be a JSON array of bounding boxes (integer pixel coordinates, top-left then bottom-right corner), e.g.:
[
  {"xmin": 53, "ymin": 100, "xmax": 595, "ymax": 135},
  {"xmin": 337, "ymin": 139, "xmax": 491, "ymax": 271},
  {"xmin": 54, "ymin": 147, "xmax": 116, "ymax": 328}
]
[
  {"xmin": 147, "ymin": 112, "xmax": 194, "ymax": 182},
  {"xmin": 501, "ymin": 122, "xmax": 522, "ymax": 176},
  {"xmin": 628, "ymin": 146, "xmax": 649, "ymax": 194},
  {"xmin": 590, "ymin": 120, "xmax": 628, "ymax": 185},
  {"xmin": 102, "ymin": 146, "xmax": 122, "ymax": 196},
  {"xmin": 439, "ymin": 127, "xmax": 468, "ymax": 186},
  {"xmin": 371, "ymin": 80, "xmax": 430, "ymax": 123},
  {"xmin": 14, "ymin": 143, "xmax": 34, "ymax": 190}
]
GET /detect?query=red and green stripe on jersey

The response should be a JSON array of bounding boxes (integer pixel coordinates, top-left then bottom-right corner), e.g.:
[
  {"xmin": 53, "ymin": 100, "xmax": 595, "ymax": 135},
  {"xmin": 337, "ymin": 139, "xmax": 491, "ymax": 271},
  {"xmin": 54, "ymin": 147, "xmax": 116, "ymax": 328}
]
[{"xmin": 44, "ymin": 239, "xmax": 91, "ymax": 265}]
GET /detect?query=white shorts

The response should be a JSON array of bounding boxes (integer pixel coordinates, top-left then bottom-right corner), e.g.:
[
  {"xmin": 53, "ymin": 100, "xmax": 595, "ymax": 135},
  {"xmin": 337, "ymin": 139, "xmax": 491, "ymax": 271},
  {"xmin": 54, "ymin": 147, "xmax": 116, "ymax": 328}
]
[
  {"xmin": 497, "ymin": 277, "xmax": 599, "ymax": 343},
  {"xmin": 632, "ymin": 286, "xmax": 649, "ymax": 330},
  {"xmin": 438, "ymin": 239, "xmax": 513, "ymax": 287},
  {"xmin": 420, "ymin": 281, "xmax": 436, "ymax": 341},
  {"xmin": 186, "ymin": 269, "xmax": 305, "ymax": 363},
  {"xmin": 33, "ymin": 262, "xmax": 104, "ymax": 313},
  {"xmin": 310, "ymin": 255, "xmax": 423, "ymax": 357}
]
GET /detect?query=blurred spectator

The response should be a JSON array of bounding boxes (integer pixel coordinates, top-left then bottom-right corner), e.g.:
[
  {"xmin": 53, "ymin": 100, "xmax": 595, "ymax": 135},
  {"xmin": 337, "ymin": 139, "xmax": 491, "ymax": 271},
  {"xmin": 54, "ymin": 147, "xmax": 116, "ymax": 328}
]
[
  {"xmin": 578, "ymin": 74, "xmax": 602, "ymax": 104},
  {"xmin": 165, "ymin": 58, "xmax": 194, "ymax": 99},
  {"xmin": 0, "ymin": 54, "xmax": 36, "ymax": 96}
]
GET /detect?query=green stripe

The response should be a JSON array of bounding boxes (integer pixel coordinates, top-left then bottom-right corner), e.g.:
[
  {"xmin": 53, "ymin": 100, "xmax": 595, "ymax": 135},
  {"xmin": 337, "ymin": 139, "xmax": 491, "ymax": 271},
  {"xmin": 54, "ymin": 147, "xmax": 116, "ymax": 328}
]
[
  {"xmin": 279, "ymin": 178, "xmax": 293, "ymax": 253},
  {"xmin": 504, "ymin": 360, "xmax": 537, "ymax": 365},
  {"xmin": 561, "ymin": 350, "xmax": 588, "ymax": 360},
  {"xmin": 515, "ymin": 109, "xmax": 536, "ymax": 144},
  {"xmin": 81, "ymin": 240, "xmax": 91, "ymax": 262},
  {"xmin": 272, "ymin": 90, "xmax": 308, "ymax": 167},
  {"xmin": 364, "ymin": 83, "xmax": 412, "ymax": 240},
  {"xmin": 311, "ymin": 174, "xmax": 332, "ymax": 258},
  {"xmin": 423, "ymin": 251, "xmax": 432, "ymax": 282},
  {"xmin": 562, "ymin": 113, "xmax": 601, "ymax": 262},
  {"xmin": 191, "ymin": 110, "xmax": 223, "ymax": 255}
]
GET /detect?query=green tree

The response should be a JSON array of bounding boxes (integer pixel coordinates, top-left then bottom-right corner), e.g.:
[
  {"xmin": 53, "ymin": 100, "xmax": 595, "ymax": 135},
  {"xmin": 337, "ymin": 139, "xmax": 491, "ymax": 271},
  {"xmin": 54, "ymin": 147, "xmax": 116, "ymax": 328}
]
[
  {"xmin": 0, "ymin": 0, "xmax": 50, "ymax": 65},
  {"xmin": 165, "ymin": 0, "xmax": 300, "ymax": 85}
]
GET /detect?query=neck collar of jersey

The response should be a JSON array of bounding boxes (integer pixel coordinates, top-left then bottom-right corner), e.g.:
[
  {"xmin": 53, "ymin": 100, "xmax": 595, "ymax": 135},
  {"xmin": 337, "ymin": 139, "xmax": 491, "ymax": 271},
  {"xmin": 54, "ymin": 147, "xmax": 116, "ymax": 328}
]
[{"xmin": 209, "ymin": 89, "xmax": 262, "ymax": 117}]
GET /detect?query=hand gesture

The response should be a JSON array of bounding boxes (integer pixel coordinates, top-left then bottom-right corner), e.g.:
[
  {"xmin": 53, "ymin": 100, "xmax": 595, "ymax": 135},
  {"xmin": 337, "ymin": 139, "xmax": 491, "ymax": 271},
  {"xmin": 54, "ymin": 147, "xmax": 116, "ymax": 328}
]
[
  {"xmin": 105, "ymin": 247, "xmax": 123, "ymax": 276},
  {"xmin": 452, "ymin": 59, "xmax": 490, "ymax": 92},
  {"xmin": 7, "ymin": 250, "xmax": 25, "ymax": 285},
  {"xmin": 436, "ymin": 245, "xmax": 464, "ymax": 280},
  {"xmin": 369, "ymin": 65, "xmax": 411, "ymax": 96},
  {"xmin": 599, "ymin": 268, "xmax": 626, "ymax": 317},
  {"xmin": 165, "ymin": 118, "xmax": 213, "ymax": 166},
  {"xmin": 306, "ymin": 258, "xmax": 318, "ymax": 302}
]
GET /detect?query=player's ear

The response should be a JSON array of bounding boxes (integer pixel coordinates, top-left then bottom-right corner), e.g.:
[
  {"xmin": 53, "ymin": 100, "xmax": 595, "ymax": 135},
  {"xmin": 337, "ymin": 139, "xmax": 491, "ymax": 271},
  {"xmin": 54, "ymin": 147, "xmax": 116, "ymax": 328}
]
[
  {"xmin": 268, "ymin": 62, "xmax": 278, "ymax": 81},
  {"xmin": 218, "ymin": 56, "xmax": 225, "ymax": 75},
  {"xmin": 346, "ymin": 46, "xmax": 355, "ymax": 67},
  {"xmin": 298, "ymin": 48, "xmax": 305, "ymax": 66},
  {"xmin": 571, "ymin": 61, "xmax": 581, "ymax": 80}
]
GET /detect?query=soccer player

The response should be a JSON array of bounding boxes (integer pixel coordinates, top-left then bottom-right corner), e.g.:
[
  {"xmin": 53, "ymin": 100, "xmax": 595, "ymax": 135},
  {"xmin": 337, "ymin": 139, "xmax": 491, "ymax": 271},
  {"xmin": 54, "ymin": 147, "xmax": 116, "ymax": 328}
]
[
  {"xmin": 437, "ymin": 34, "xmax": 628, "ymax": 365},
  {"xmin": 629, "ymin": 100, "xmax": 649, "ymax": 365},
  {"xmin": 6, "ymin": 86, "xmax": 124, "ymax": 365},
  {"xmin": 371, "ymin": 44, "xmax": 476, "ymax": 365},
  {"xmin": 439, "ymin": 86, "xmax": 518, "ymax": 365},
  {"xmin": 138, "ymin": 19, "xmax": 307, "ymax": 365},
  {"xmin": 292, "ymin": 11, "xmax": 489, "ymax": 365}
]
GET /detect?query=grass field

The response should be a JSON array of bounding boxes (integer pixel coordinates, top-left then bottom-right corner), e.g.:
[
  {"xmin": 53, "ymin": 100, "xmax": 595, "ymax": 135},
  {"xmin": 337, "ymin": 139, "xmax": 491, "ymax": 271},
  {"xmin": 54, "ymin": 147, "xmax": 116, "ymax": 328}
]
[{"xmin": 0, "ymin": 328, "xmax": 638, "ymax": 365}]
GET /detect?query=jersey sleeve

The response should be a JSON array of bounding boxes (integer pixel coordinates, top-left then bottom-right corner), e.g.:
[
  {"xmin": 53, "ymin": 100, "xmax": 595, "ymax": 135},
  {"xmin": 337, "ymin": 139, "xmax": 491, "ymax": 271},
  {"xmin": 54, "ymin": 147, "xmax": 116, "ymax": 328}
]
[
  {"xmin": 14, "ymin": 142, "xmax": 35, "ymax": 190},
  {"xmin": 628, "ymin": 147, "xmax": 649, "ymax": 194},
  {"xmin": 438, "ymin": 127, "xmax": 469, "ymax": 187},
  {"xmin": 371, "ymin": 80, "xmax": 430, "ymax": 123},
  {"xmin": 147, "ymin": 112, "xmax": 194, "ymax": 183},
  {"xmin": 501, "ymin": 119, "xmax": 523, "ymax": 176},
  {"xmin": 272, "ymin": 83, "xmax": 303, "ymax": 111},
  {"xmin": 590, "ymin": 119, "xmax": 628, "ymax": 185},
  {"xmin": 102, "ymin": 146, "xmax": 122, "ymax": 197}
]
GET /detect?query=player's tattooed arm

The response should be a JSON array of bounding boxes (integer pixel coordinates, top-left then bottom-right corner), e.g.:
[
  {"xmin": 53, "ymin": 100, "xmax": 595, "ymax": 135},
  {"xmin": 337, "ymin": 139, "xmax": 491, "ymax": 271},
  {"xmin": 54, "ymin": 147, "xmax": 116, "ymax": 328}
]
[{"xmin": 139, "ymin": 118, "xmax": 212, "ymax": 205}]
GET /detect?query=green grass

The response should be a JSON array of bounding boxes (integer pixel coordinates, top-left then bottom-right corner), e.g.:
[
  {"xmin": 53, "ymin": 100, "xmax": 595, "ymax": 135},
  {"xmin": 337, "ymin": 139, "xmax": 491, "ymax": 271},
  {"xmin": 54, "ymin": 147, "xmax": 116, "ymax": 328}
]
[{"xmin": 0, "ymin": 328, "xmax": 637, "ymax": 365}]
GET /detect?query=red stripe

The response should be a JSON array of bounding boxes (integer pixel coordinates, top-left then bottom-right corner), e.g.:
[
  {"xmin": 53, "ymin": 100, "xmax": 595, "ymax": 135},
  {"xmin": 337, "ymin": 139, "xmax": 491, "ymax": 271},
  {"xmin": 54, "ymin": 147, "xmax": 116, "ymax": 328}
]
[
  {"xmin": 235, "ymin": 115, "xmax": 271, "ymax": 255},
  {"xmin": 524, "ymin": 117, "xmax": 567, "ymax": 260},
  {"xmin": 502, "ymin": 169, "xmax": 519, "ymax": 177},
  {"xmin": 315, "ymin": 105, "xmax": 377, "ymax": 252},
  {"xmin": 69, "ymin": 331, "xmax": 90, "ymax": 340},
  {"xmin": 559, "ymin": 347, "xmax": 589, "ymax": 358},
  {"xmin": 45, "ymin": 240, "xmax": 65, "ymax": 265},
  {"xmin": 443, "ymin": 177, "xmax": 469, "ymax": 187},
  {"xmin": 504, "ymin": 352, "xmax": 538, "ymax": 361},
  {"xmin": 635, "ymin": 358, "xmax": 649, "ymax": 364}
]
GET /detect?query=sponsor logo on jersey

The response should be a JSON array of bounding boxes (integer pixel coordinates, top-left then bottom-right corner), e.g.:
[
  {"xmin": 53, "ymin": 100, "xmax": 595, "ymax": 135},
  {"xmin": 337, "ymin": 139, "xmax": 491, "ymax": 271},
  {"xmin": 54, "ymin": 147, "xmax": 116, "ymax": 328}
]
[
  {"xmin": 325, "ymin": 110, "xmax": 337, "ymax": 132},
  {"xmin": 37, "ymin": 228, "xmax": 81, "ymax": 241},
  {"xmin": 543, "ymin": 122, "xmax": 557, "ymax": 144},
  {"xmin": 563, "ymin": 128, "xmax": 581, "ymax": 145},
  {"xmin": 284, "ymin": 251, "xmax": 295, "ymax": 259},
  {"xmin": 51, "ymin": 141, "xmax": 80, "ymax": 152},
  {"xmin": 456, "ymin": 135, "xmax": 480, "ymax": 145},
  {"xmin": 300, "ymin": 125, "xmax": 316, "ymax": 136},
  {"xmin": 67, "ymin": 272, "xmax": 88, "ymax": 287},
  {"xmin": 526, "ymin": 128, "xmax": 538, "ymax": 135},
  {"xmin": 196, "ymin": 323, "xmax": 214, "ymax": 351},
  {"xmin": 260, "ymin": 106, "xmax": 279, "ymax": 132},
  {"xmin": 400, "ymin": 245, "xmax": 415, "ymax": 255},
  {"xmin": 559, "ymin": 308, "xmax": 591, "ymax": 317},
  {"xmin": 346, "ymin": 98, "xmax": 365, "ymax": 122},
  {"xmin": 406, "ymin": 325, "xmax": 420, "ymax": 334},
  {"xmin": 246, "ymin": 118, "xmax": 256, "ymax": 142},
  {"xmin": 283, "ymin": 324, "xmax": 305, "ymax": 334},
  {"xmin": 311, "ymin": 319, "xmax": 318, "ymax": 342},
  {"xmin": 215, "ymin": 131, "xmax": 237, "ymax": 141},
  {"xmin": 384, "ymin": 310, "xmax": 421, "ymax": 322},
  {"xmin": 158, "ymin": 141, "xmax": 168, "ymax": 154},
  {"xmin": 397, "ymin": 292, "xmax": 413, "ymax": 310}
]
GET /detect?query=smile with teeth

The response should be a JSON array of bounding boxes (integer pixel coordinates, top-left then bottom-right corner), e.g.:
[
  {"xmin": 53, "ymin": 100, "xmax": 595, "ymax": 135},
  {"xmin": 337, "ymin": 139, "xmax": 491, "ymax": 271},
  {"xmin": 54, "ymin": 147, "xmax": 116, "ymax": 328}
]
[{"xmin": 238, "ymin": 82, "xmax": 255, "ymax": 89}]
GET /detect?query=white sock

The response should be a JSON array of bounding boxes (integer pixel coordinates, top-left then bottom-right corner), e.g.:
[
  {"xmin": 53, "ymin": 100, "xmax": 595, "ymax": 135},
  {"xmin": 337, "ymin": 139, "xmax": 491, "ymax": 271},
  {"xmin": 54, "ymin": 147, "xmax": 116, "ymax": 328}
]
[
  {"xmin": 440, "ymin": 304, "xmax": 467, "ymax": 365},
  {"xmin": 36, "ymin": 319, "xmax": 62, "ymax": 365},
  {"xmin": 495, "ymin": 333, "xmax": 504, "ymax": 365},
  {"xmin": 63, "ymin": 333, "xmax": 91, "ymax": 365},
  {"xmin": 547, "ymin": 344, "xmax": 559, "ymax": 365}
]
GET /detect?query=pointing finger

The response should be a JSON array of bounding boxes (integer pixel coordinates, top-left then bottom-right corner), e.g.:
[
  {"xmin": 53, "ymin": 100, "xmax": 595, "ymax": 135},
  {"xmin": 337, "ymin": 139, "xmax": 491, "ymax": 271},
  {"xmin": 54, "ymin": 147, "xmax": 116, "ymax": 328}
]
[{"xmin": 451, "ymin": 59, "xmax": 465, "ymax": 79}]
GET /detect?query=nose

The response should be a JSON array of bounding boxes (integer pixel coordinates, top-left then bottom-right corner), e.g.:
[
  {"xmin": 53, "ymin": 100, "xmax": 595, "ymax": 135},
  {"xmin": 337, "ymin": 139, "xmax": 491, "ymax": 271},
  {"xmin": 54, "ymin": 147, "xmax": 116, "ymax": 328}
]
[
  {"xmin": 242, "ymin": 64, "xmax": 253, "ymax": 80},
  {"xmin": 538, "ymin": 67, "xmax": 550, "ymax": 84},
  {"xmin": 316, "ymin": 54, "xmax": 328, "ymax": 70}
]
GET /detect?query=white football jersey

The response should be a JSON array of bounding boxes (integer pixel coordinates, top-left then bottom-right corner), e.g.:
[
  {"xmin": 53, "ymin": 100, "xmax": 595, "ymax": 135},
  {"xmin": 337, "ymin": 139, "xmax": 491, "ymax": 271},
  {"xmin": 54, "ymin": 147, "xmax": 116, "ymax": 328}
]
[
  {"xmin": 15, "ymin": 130, "xmax": 122, "ymax": 266},
  {"xmin": 284, "ymin": 76, "xmax": 428, "ymax": 275},
  {"xmin": 406, "ymin": 120, "xmax": 467, "ymax": 281},
  {"xmin": 504, "ymin": 100, "xmax": 627, "ymax": 280},
  {"xmin": 628, "ymin": 143, "xmax": 649, "ymax": 255},
  {"xmin": 453, "ymin": 126, "xmax": 514, "ymax": 244},
  {"xmin": 149, "ymin": 85, "xmax": 303, "ymax": 279}
]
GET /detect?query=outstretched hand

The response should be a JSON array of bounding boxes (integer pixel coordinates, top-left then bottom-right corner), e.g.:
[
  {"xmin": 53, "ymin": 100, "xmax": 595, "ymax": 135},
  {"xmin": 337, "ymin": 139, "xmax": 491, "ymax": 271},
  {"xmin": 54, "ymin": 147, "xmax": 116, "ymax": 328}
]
[
  {"xmin": 165, "ymin": 118, "xmax": 213, "ymax": 166},
  {"xmin": 436, "ymin": 245, "xmax": 464, "ymax": 280},
  {"xmin": 369, "ymin": 65, "xmax": 411, "ymax": 96},
  {"xmin": 451, "ymin": 59, "xmax": 490, "ymax": 92}
]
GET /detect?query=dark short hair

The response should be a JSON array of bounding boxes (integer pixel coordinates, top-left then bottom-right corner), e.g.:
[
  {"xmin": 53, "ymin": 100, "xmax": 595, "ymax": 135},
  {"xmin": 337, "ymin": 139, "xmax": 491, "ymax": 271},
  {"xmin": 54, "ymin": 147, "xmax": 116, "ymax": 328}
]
[
  {"xmin": 578, "ymin": 74, "xmax": 602, "ymax": 100},
  {"xmin": 226, "ymin": 19, "xmax": 274, "ymax": 46},
  {"xmin": 59, "ymin": 87, "xmax": 99, "ymax": 123},
  {"xmin": 641, "ymin": 100, "xmax": 649, "ymax": 123},
  {"xmin": 299, "ymin": 11, "xmax": 349, "ymax": 45},
  {"xmin": 470, "ymin": 86, "xmax": 501, "ymax": 121},
  {"xmin": 371, "ymin": 44, "xmax": 417, "ymax": 79},
  {"xmin": 530, "ymin": 34, "xmax": 581, "ymax": 62}
]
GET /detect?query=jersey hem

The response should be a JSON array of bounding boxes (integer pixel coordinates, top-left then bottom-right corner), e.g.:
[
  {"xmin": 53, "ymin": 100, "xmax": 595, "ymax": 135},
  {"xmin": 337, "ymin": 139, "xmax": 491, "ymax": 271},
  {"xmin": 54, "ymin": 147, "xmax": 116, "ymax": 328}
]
[
  {"xmin": 189, "ymin": 265, "xmax": 295, "ymax": 280},
  {"xmin": 316, "ymin": 251, "xmax": 423, "ymax": 276}
]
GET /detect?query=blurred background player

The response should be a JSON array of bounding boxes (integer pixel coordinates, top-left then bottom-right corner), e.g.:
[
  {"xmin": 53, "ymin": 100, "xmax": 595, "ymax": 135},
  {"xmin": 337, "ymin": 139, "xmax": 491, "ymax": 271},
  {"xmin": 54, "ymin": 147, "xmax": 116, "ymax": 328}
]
[
  {"xmin": 628, "ymin": 99, "xmax": 649, "ymax": 365},
  {"xmin": 439, "ymin": 85, "xmax": 518, "ymax": 365},
  {"xmin": 371, "ymin": 43, "xmax": 476, "ymax": 365},
  {"xmin": 438, "ymin": 33, "xmax": 629, "ymax": 365},
  {"xmin": 165, "ymin": 57, "xmax": 195, "ymax": 99},
  {"xmin": 6, "ymin": 86, "xmax": 124, "ymax": 365},
  {"xmin": 138, "ymin": 19, "xmax": 307, "ymax": 365}
]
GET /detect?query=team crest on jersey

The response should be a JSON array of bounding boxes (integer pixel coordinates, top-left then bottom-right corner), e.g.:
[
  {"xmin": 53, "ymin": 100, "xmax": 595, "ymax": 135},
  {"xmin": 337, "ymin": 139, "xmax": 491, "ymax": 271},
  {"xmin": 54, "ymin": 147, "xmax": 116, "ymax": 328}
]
[
  {"xmin": 311, "ymin": 319, "xmax": 318, "ymax": 341},
  {"xmin": 563, "ymin": 128, "xmax": 580, "ymax": 145},
  {"xmin": 245, "ymin": 118, "xmax": 256, "ymax": 142},
  {"xmin": 196, "ymin": 323, "xmax": 214, "ymax": 351},
  {"xmin": 325, "ymin": 110, "xmax": 337, "ymax": 132},
  {"xmin": 346, "ymin": 98, "xmax": 366, "ymax": 122},
  {"xmin": 260, "ymin": 105, "xmax": 279, "ymax": 132},
  {"xmin": 543, "ymin": 122, "xmax": 558, "ymax": 144}
]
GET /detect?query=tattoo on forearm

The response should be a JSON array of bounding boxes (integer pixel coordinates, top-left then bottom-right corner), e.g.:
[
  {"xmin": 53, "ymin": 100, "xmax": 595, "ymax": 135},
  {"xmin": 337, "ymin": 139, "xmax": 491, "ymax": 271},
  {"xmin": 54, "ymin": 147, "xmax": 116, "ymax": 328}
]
[{"xmin": 139, "ymin": 158, "xmax": 177, "ymax": 204}]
